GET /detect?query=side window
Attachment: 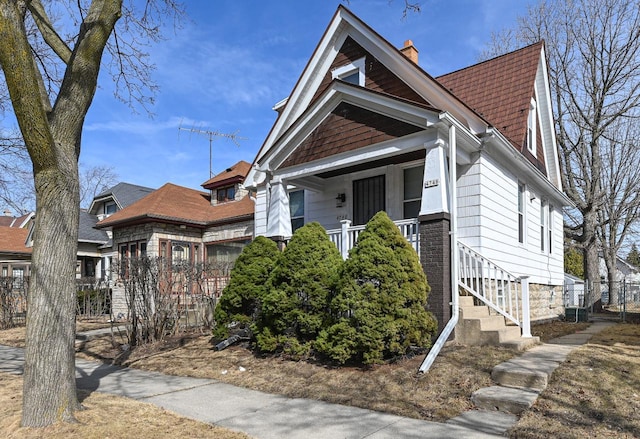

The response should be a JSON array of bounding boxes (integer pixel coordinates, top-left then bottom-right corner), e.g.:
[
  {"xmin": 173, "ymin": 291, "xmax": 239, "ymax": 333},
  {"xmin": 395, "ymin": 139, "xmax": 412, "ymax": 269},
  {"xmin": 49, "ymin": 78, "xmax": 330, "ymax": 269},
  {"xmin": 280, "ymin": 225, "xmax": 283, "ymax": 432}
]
[
  {"xmin": 548, "ymin": 204, "xmax": 554, "ymax": 254},
  {"xmin": 518, "ymin": 182, "xmax": 526, "ymax": 244},
  {"xmin": 289, "ymin": 190, "xmax": 305, "ymax": 232},
  {"xmin": 527, "ymin": 98, "xmax": 537, "ymax": 155},
  {"xmin": 540, "ymin": 201, "xmax": 547, "ymax": 252}
]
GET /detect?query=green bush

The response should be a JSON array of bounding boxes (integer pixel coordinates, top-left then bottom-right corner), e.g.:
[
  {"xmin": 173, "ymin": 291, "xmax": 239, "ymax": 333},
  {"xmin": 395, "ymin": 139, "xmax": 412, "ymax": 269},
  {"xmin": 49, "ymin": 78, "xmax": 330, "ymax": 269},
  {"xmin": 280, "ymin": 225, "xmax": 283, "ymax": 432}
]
[
  {"xmin": 255, "ymin": 222, "xmax": 342, "ymax": 357},
  {"xmin": 213, "ymin": 236, "xmax": 279, "ymax": 340},
  {"xmin": 316, "ymin": 211, "xmax": 437, "ymax": 365}
]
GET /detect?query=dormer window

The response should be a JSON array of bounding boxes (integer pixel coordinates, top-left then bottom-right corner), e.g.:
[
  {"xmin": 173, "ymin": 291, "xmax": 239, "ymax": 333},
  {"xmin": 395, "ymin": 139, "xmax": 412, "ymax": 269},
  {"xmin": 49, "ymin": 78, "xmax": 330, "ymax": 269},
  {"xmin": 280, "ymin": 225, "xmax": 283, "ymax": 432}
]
[
  {"xmin": 527, "ymin": 98, "xmax": 537, "ymax": 155},
  {"xmin": 332, "ymin": 57, "xmax": 365, "ymax": 86},
  {"xmin": 104, "ymin": 202, "xmax": 117, "ymax": 215},
  {"xmin": 216, "ymin": 185, "xmax": 236, "ymax": 203}
]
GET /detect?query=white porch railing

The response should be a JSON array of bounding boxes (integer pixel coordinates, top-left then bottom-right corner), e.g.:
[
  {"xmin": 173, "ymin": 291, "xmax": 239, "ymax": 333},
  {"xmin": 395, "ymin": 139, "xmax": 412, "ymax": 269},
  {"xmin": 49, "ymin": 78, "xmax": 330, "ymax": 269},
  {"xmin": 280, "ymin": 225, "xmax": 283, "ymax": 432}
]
[
  {"xmin": 457, "ymin": 241, "xmax": 531, "ymax": 337},
  {"xmin": 326, "ymin": 218, "xmax": 420, "ymax": 260}
]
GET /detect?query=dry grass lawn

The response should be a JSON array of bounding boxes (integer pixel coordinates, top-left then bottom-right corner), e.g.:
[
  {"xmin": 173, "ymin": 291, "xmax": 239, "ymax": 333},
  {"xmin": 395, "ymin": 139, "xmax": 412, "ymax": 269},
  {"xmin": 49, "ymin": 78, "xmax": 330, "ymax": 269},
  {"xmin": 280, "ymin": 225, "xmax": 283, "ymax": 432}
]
[
  {"xmin": 0, "ymin": 373, "xmax": 251, "ymax": 439},
  {"xmin": 509, "ymin": 322, "xmax": 640, "ymax": 438},
  {"xmin": 0, "ymin": 318, "xmax": 591, "ymax": 426}
]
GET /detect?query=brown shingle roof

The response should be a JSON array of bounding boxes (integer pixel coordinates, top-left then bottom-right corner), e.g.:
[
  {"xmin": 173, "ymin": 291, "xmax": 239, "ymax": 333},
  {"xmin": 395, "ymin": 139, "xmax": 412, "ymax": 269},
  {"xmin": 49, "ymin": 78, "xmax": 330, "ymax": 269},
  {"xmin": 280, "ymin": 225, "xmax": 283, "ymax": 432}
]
[
  {"xmin": 96, "ymin": 183, "xmax": 253, "ymax": 229},
  {"xmin": 437, "ymin": 42, "xmax": 543, "ymax": 151},
  {"xmin": 0, "ymin": 226, "xmax": 31, "ymax": 254},
  {"xmin": 201, "ymin": 160, "xmax": 251, "ymax": 189}
]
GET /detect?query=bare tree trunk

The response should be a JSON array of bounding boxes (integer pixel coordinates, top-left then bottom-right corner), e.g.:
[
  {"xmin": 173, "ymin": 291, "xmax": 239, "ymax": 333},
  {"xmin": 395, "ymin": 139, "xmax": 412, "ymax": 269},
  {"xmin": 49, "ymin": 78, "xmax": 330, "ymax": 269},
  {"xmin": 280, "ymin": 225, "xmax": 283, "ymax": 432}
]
[
  {"xmin": 583, "ymin": 223, "xmax": 601, "ymax": 306},
  {"xmin": 23, "ymin": 156, "xmax": 81, "ymax": 425}
]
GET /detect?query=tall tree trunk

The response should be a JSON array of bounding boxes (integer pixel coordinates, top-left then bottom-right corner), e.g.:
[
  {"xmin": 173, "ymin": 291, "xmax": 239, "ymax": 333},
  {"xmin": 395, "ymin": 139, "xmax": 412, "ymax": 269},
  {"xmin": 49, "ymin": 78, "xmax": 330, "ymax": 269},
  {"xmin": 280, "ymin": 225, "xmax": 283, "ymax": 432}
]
[
  {"xmin": 1, "ymin": 0, "xmax": 122, "ymax": 426},
  {"xmin": 582, "ymin": 212, "xmax": 601, "ymax": 307},
  {"xmin": 23, "ymin": 152, "xmax": 80, "ymax": 426}
]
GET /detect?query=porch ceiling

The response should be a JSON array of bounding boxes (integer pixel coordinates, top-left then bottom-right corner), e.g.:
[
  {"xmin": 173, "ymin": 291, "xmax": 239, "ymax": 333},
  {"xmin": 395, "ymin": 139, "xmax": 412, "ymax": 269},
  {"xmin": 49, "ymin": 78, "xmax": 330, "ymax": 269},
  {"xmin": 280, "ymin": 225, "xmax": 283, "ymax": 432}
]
[{"xmin": 316, "ymin": 149, "xmax": 425, "ymax": 179}]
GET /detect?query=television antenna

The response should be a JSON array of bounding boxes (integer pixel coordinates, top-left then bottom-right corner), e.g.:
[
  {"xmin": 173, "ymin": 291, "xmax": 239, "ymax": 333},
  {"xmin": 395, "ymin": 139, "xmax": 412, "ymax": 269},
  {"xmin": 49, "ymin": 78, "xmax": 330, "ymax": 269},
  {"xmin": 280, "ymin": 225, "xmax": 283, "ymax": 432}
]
[{"xmin": 178, "ymin": 124, "xmax": 246, "ymax": 178}]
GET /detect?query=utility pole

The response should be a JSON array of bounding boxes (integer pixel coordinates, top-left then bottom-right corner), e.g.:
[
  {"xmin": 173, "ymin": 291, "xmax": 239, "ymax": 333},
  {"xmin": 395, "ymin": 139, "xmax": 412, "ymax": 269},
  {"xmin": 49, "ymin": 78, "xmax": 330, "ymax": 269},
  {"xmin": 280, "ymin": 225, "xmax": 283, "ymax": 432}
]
[{"xmin": 178, "ymin": 125, "xmax": 246, "ymax": 178}]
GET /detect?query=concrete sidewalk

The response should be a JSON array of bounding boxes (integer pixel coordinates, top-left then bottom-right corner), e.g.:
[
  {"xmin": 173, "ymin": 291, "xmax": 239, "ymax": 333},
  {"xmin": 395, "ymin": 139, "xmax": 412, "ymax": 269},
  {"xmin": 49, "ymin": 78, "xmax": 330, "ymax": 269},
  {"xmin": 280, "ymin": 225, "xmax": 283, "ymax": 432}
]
[
  {"xmin": 0, "ymin": 344, "xmax": 500, "ymax": 439},
  {"xmin": 0, "ymin": 319, "xmax": 614, "ymax": 439}
]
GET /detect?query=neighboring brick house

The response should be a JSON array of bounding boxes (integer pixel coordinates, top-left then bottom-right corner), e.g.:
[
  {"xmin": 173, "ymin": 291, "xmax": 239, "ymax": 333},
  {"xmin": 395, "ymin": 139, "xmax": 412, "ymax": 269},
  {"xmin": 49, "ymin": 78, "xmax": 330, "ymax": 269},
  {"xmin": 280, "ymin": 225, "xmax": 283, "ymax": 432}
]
[
  {"xmin": 0, "ymin": 225, "xmax": 31, "ymax": 286},
  {"xmin": 85, "ymin": 182, "xmax": 155, "ymax": 280},
  {"xmin": 0, "ymin": 211, "xmax": 34, "ymax": 284},
  {"xmin": 96, "ymin": 161, "xmax": 254, "ymax": 316},
  {"xmin": 244, "ymin": 6, "xmax": 571, "ymax": 350}
]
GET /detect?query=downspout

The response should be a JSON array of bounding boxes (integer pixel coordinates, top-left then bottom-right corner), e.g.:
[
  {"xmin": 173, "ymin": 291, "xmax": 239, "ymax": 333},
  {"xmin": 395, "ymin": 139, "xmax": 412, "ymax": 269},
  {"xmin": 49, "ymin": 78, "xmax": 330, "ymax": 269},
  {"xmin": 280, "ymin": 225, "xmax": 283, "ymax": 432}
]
[{"xmin": 418, "ymin": 119, "xmax": 458, "ymax": 374}]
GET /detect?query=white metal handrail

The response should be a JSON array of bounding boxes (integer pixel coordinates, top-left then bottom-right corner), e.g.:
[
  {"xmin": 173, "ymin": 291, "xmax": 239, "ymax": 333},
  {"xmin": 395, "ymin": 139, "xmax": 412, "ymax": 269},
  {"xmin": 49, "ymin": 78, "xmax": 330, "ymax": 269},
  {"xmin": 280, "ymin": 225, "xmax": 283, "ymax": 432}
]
[
  {"xmin": 457, "ymin": 241, "xmax": 528, "ymax": 330},
  {"xmin": 326, "ymin": 218, "xmax": 419, "ymax": 259}
]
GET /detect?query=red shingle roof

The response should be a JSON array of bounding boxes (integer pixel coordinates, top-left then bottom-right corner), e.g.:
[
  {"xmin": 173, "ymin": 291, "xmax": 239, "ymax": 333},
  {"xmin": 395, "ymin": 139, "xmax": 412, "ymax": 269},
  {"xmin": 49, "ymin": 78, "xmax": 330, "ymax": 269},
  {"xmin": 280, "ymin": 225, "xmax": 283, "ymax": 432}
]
[
  {"xmin": 0, "ymin": 226, "xmax": 31, "ymax": 254},
  {"xmin": 96, "ymin": 183, "xmax": 253, "ymax": 229},
  {"xmin": 437, "ymin": 42, "xmax": 543, "ymax": 151},
  {"xmin": 201, "ymin": 160, "xmax": 251, "ymax": 189}
]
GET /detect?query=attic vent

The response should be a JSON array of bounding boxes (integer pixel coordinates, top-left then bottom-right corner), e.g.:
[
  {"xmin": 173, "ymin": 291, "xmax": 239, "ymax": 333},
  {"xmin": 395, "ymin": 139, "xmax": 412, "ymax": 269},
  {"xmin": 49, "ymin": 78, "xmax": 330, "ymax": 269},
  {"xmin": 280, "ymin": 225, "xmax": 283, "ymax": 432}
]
[{"xmin": 226, "ymin": 167, "xmax": 233, "ymax": 172}]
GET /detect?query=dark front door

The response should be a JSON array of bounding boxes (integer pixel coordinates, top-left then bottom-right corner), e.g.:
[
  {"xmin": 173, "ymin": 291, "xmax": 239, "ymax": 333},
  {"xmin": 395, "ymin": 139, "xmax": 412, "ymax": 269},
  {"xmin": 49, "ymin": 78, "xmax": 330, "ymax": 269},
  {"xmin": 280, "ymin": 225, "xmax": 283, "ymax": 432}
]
[{"xmin": 353, "ymin": 175, "xmax": 385, "ymax": 225}]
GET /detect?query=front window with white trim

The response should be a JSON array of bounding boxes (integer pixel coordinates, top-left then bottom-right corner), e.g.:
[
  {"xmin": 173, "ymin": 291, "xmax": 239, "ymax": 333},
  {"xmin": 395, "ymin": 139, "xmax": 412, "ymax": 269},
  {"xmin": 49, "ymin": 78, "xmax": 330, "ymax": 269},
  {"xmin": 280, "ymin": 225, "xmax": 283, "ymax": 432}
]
[
  {"xmin": 403, "ymin": 165, "xmax": 423, "ymax": 218},
  {"xmin": 331, "ymin": 57, "xmax": 366, "ymax": 86},
  {"xmin": 289, "ymin": 190, "xmax": 305, "ymax": 232}
]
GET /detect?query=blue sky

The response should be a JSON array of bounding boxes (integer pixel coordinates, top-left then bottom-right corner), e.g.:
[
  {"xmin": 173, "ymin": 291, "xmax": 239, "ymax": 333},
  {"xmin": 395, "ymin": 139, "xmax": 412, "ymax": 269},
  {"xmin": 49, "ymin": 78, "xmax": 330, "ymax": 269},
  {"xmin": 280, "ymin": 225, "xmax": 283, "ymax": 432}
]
[{"xmin": 81, "ymin": 0, "xmax": 532, "ymax": 191}]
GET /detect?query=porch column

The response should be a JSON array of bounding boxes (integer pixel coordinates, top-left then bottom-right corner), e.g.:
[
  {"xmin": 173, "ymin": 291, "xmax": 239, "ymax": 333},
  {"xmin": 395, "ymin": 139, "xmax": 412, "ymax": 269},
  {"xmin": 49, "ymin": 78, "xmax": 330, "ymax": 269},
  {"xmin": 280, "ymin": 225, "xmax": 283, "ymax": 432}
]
[
  {"xmin": 419, "ymin": 138, "xmax": 452, "ymax": 338},
  {"xmin": 266, "ymin": 176, "xmax": 292, "ymax": 249},
  {"xmin": 419, "ymin": 139, "xmax": 449, "ymax": 217}
]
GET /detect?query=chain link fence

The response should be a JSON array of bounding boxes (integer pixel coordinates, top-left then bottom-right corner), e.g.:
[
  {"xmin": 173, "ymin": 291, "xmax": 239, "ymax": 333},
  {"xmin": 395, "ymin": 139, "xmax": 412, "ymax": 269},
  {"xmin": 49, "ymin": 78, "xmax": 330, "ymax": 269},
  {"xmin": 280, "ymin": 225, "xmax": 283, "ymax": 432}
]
[{"xmin": 564, "ymin": 279, "xmax": 640, "ymax": 322}]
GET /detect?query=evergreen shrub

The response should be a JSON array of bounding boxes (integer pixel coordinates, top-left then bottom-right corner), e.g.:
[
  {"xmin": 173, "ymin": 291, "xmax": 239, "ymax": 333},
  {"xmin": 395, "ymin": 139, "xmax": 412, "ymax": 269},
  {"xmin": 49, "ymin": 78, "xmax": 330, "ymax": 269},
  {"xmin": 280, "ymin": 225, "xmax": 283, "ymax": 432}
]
[
  {"xmin": 316, "ymin": 211, "xmax": 437, "ymax": 364},
  {"xmin": 213, "ymin": 236, "xmax": 279, "ymax": 340},
  {"xmin": 255, "ymin": 222, "xmax": 342, "ymax": 358}
]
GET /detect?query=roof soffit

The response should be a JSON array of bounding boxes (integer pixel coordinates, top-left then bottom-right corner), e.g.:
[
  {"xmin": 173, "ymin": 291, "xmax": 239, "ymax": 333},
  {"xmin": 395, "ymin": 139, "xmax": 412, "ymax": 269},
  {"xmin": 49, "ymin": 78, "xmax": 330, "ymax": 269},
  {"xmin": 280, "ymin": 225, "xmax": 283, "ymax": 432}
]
[{"xmin": 260, "ymin": 81, "xmax": 439, "ymax": 172}]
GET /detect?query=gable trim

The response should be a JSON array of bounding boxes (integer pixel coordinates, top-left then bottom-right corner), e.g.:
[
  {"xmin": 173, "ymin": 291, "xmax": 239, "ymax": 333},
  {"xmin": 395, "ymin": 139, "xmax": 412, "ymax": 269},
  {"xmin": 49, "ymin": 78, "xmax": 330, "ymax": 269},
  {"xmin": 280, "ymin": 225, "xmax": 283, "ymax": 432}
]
[{"xmin": 256, "ymin": 81, "xmax": 440, "ymax": 175}]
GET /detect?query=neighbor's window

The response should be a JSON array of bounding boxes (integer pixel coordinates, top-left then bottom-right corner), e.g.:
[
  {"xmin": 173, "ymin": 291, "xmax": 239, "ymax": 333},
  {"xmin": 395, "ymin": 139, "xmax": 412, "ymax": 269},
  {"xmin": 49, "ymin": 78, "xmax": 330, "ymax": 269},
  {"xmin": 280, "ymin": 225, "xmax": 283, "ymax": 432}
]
[
  {"xmin": 216, "ymin": 185, "xmax": 236, "ymax": 203},
  {"xmin": 403, "ymin": 165, "xmax": 423, "ymax": 218},
  {"xmin": 104, "ymin": 202, "xmax": 117, "ymax": 215},
  {"xmin": 518, "ymin": 182, "xmax": 526, "ymax": 244},
  {"xmin": 206, "ymin": 239, "xmax": 251, "ymax": 265},
  {"xmin": 289, "ymin": 190, "xmax": 305, "ymax": 232}
]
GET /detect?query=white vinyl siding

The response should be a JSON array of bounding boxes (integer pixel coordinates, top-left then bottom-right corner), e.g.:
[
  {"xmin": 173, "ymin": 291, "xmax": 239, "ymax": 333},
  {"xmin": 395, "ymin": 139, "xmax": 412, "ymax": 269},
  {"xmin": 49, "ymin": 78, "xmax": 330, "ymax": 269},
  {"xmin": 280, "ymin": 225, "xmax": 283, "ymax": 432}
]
[
  {"xmin": 456, "ymin": 153, "xmax": 564, "ymax": 286},
  {"xmin": 254, "ymin": 187, "xmax": 268, "ymax": 236}
]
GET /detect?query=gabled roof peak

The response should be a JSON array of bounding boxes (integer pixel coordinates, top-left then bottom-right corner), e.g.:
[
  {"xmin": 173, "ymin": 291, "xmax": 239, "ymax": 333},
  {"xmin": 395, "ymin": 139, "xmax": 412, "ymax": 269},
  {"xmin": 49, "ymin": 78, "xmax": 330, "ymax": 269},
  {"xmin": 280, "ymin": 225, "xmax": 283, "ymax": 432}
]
[{"xmin": 201, "ymin": 160, "xmax": 251, "ymax": 190}]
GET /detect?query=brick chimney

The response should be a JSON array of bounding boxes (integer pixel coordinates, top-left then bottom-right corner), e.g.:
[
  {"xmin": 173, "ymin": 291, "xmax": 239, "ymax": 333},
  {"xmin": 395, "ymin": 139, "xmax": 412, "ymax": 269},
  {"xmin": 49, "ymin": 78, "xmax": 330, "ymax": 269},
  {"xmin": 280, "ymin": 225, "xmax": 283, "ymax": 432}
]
[{"xmin": 400, "ymin": 39, "xmax": 419, "ymax": 64}]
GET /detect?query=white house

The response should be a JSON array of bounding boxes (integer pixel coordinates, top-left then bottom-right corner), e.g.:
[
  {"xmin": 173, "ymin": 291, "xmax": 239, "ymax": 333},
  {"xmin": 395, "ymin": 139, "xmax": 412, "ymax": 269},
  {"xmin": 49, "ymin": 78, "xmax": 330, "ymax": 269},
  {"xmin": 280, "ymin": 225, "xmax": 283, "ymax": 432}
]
[{"xmin": 244, "ymin": 6, "xmax": 571, "ymax": 351}]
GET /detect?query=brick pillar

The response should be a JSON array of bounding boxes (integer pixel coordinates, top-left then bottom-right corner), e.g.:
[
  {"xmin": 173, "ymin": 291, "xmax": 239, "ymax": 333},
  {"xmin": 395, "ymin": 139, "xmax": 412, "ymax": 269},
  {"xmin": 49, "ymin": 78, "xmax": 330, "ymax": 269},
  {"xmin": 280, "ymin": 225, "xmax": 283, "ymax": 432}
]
[
  {"xmin": 419, "ymin": 213, "xmax": 451, "ymax": 338},
  {"xmin": 268, "ymin": 236, "xmax": 287, "ymax": 252}
]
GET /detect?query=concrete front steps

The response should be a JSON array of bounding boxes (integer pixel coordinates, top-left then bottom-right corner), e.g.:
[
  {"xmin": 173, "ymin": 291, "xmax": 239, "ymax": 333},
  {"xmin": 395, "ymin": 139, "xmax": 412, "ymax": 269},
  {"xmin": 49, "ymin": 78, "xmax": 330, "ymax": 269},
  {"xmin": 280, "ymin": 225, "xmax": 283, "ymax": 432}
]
[{"xmin": 455, "ymin": 295, "xmax": 539, "ymax": 351}]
